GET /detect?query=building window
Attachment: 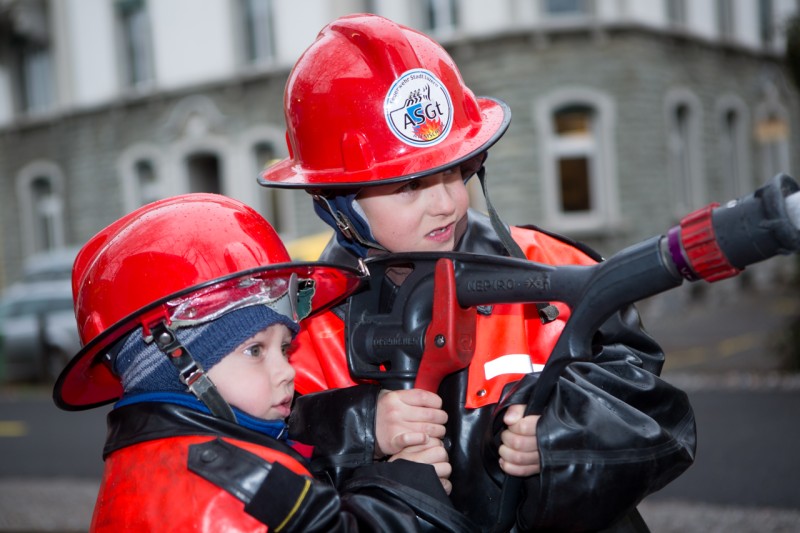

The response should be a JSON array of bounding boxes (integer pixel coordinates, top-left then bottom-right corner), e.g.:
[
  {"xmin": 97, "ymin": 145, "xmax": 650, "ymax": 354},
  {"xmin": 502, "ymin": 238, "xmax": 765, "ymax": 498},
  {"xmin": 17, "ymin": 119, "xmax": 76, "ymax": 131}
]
[
  {"xmin": 422, "ymin": 0, "xmax": 459, "ymax": 36},
  {"xmin": 31, "ymin": 177, "xmax": 62, "ymax": 252},
  {"xmin": 717, "ymin": 101, "xmax": 751, "ymax": 198},
  {"xmin": 753, "ymin": 84, "xmax": 790, "ymax": 187},
  {"xmin": 536, "ymin": 89, "xmax": 618, "ymax": 234},
  {"xmin": 666, "ymin": 93, "xmax": 704, "ymax": 213},
  {"xmin": 717, "ymin": 0, "xmax": 735, "ymax": 40},
  {"xmin": 759, "ymin": 0, "xmax": 775, "ymax": 46},
  {"xmin": 5, "ymin": 0, "xmax": 54, "ymax": 115},
  {"xmin": 115, "ymin": 0, "xmax": 154, "ymax": 88},
  {"xmin": 755, "ymin": 113, "xmax": 790, "ymax": 180},
  {"xmin": 544, "ymin": 0, "xmax": 588, "ymax": 15},
  {"xmin": 16, "ymin": 163, "xmax": 67, "ymax": 256},
  {"xmin": 553, "ymin": 107, "xmax": 595, "ymax": 213},
  {"xmin": 253, "ymin": 141, "xmax": 295, "ymax": 236},
  {"xmin": 118, "ymin": 145, "xmax": 163, "ymax": 213},
  {"xmin": 666, "ymin": 0, "xmax": 687, "ymax": 28},
  {"xmin": 240, "ymin": 0, "xmax": 276, "ymax": 65},
  {"xmin": 186, "ymin": 152, "xmax": 222, "ymax": 193},
  {"xmin": 134, "ymin": 159, "xmax": 161, "ymax": 206}
]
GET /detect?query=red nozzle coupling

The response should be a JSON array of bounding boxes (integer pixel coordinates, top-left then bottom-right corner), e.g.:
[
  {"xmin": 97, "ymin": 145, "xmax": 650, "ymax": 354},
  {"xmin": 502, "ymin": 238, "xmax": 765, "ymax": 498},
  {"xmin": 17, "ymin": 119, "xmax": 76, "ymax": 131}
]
[{"xmin": 679, "ymin": 203, "xmax": 741, "ymax": 282}]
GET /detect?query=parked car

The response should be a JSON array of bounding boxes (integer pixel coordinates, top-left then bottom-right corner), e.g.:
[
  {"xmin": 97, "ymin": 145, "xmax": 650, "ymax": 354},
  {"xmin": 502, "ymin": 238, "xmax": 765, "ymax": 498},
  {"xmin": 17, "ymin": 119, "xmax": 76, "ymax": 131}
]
[
  {"xmin": 0, "ymin": 247, "xmax": 80, "ymax": 384},
  {"xmin": 20, "ymin": 246, "xmax": 81, "ymax": 283}
]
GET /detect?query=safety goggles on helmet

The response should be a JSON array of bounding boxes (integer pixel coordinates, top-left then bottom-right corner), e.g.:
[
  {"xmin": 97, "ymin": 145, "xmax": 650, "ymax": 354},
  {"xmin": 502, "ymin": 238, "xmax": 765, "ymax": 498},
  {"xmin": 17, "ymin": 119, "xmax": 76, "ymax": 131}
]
[{"xmin": 166, "ymin": 272, "xmax": 309, "ymax": 330}]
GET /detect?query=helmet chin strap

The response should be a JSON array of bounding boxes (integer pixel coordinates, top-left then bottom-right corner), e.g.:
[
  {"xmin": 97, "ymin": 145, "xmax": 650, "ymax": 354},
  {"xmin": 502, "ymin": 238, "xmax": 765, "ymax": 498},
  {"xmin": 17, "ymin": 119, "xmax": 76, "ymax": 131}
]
[
  {"xmin": 150, "ymin": 321, "xmax": 237, "ymax": 423},
  {"xmin": 476, "ymin": 166, "xmax": 526, "ymax": 259},
  {"xmin": 313, "ymin": 194, "xmax": 388, "ymax": 255},
  {"xmin": 476, "ymin": 167, "xmax": 559, "ymax": 324}
]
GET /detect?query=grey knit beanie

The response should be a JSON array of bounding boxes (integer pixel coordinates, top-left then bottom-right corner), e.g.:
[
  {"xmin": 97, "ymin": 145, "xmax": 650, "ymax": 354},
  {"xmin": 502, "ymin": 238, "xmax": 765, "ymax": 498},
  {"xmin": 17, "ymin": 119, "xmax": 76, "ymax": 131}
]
[{"xmin": 113, "ymin": 305, "xmax": 298, "ymax": 395}]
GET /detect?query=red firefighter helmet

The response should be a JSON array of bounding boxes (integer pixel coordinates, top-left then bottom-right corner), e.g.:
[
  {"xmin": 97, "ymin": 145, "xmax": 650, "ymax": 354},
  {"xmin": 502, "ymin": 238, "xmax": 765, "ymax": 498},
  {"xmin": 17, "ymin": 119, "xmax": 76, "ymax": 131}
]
[
  {"xmin": 258, "ymin": 13, "xmax": 510, "ymax": 189},
  {"xmin": 54, "ymin": 193, "xmax": 364, "ymax": 410}
]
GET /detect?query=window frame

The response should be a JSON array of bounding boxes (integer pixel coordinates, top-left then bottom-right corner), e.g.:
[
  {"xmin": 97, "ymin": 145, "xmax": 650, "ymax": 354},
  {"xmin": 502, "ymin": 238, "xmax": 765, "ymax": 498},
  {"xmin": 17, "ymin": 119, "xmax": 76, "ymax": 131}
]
[
  {"xmin": 754, "ymin": 85, "xmax": 792, "ymax": 183},
  {"xmin": 238, "ymin": 0, "xmax": 278, "ymax": 67},
  {"xmin": 664, "ymin": 88, "xmax": 705, "ymax": 216},
  {"xmin": 114, "ymin": 0, "xmax": 155, "ymax": 90},
  {"xmin": 6, "ymin": 0, "xmax": 55, "ymax": 116},
  {"xmin": 715, "ymin": 95, "xmax": 752, "ymax": 199},
  {"xmin": 421, "ymin": 0, "xmax": 459, "ymax": 38},
  {"xmin": 535, "ymin": 87, "xmax": 618, "ymax": 234},
  {"xmin": 118, "ymin": 144, "xmax": 164, "ymax": 213},
  {"xmin": 15, "ymin": 161, "xmax": 67, "ymax": 257}
]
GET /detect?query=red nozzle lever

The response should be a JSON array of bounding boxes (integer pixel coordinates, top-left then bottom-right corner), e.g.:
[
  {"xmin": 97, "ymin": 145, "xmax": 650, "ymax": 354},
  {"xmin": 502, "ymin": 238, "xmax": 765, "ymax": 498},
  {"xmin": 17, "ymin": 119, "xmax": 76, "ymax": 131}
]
[{"xmin": 415, "ymin": 258, "xmax": 477, "ymax": 393}]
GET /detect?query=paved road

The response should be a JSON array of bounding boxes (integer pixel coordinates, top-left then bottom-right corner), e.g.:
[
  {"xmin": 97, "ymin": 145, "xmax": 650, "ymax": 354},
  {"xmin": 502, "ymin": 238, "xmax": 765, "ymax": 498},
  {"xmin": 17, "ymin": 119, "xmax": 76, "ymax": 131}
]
[
  {"xmin": 1, "ymin": 277, "xmax": 799, "ymax": 532},
  {"xmin": 636, "ymin": 277, "xmax": 800, "ymax": 532}
]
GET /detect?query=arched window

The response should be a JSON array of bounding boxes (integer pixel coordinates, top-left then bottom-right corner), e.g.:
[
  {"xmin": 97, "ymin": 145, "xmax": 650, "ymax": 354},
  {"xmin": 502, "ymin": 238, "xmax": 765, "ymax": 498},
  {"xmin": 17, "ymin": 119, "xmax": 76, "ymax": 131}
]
[
  {"xmin": 134, "ymin": 159, "xmax": 160, "ymax": 205},
  {"xmin": 252, "ymin": 140, "xmax": 296, "ymax": 237},
  {"xmin": 716, "ymin": 97, "xmax": 751, "ymax": 198},
  {"xmin": 665, "ymin": 89, "xmax": 704, "ymax": 214},
  {"xmin": 552, "ymin": 105, "xmax": 595, "ymax": 213},
  {"xmin": 16, "ymin": 162, "xmax": 66, "ymax": 256},
  {"xmin": 536, "ymin": 88, "xmax": 618, "ymax": 233},
  {"xmin": 186, "ymin": 152, "xmax": 222, "ymax": 194},
  {"xmin": 756, "ymin": 112, "xmax": 790, "ymax": 179},
  {"xmin": 30, "ymin": 177, "xmax": 60, "ymax": 251},
  {"xmin": 118, "ymin": 144, "xmax": 163, "ymax": 213},
  {"xmin": 754, "ymin": 85, "xmax": 791, "ymax": 184}
]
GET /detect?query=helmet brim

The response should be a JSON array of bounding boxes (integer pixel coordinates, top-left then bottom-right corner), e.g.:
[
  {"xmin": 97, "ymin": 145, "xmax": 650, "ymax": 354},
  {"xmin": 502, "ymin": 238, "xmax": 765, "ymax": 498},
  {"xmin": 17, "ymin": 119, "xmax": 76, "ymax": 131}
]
[
  {"xmin": 53, "ymin": 262, "xmax": 364, "ymax": 411},
  {"xmin": 259, "ymin": 97, "xmax": 510, "ymax": 190}
]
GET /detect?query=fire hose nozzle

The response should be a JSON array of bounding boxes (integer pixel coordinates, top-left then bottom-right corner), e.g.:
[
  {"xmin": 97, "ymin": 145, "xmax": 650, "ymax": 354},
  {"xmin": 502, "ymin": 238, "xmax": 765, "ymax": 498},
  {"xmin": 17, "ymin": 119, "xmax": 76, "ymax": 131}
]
[{"xmin": 668, "ymin": 173, "xmax": 800, "ymax": 283}]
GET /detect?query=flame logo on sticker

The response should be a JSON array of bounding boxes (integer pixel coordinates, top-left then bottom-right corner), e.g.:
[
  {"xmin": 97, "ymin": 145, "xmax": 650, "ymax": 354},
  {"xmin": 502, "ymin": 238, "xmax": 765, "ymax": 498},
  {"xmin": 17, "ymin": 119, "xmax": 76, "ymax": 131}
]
[{"xmin": 385, "ymin": 69, "xmax": 453, "ymax": 147}]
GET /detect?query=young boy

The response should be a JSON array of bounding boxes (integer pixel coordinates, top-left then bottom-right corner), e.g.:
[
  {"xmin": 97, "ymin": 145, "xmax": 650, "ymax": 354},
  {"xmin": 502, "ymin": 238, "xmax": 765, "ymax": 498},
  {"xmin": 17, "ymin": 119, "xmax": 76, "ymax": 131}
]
[
  {"xmin": 259, "ymin": 13, "xmax": 696, "ymax": 532},
  {"xmin": 53, "ymin": 193, "xmax": 472, "ymax": 532}
]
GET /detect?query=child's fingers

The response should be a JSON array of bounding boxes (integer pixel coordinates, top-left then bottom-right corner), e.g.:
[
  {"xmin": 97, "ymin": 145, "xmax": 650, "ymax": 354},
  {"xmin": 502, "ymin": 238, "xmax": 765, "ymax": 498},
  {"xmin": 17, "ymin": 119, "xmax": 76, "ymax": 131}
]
[
  {"xmin": 505, "ymin": 414, "xmax": 540, "ymax": 437},
  {"xmin": 499, "ymin": 457, "xmax": 540, "ymax": 477},
  {"xmin": 499, "ymin": 442, "xmax": 540, "ymax": 466},
  {"xmin": 503, "ymin": 404, "xmax": 526, "ymax": 425},
  {"xmin": 431, "ymin": 459, "xmax": 452, "ymax": 480},
  {"xmin": 400, "ymin": 388, "xmax": 444, "ymax": 409},
  {"xmin": 501, "ymin": 428, "xmax": 539, "ymax": 452},
  {"xmin": 391, "ymin": 431, "xmax": 429, "ymax": 450}
]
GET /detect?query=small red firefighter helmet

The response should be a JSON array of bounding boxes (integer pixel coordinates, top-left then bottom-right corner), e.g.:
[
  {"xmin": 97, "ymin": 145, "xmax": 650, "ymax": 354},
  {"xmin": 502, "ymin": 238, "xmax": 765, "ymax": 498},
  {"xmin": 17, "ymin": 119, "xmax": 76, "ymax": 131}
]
[
  {"xmin": 258, "ymin": 13, "xmax": 510, "ymax": 190},
  {"xmin": 54, "ymin": 193, "xmax": 364, "ymax": 411}
]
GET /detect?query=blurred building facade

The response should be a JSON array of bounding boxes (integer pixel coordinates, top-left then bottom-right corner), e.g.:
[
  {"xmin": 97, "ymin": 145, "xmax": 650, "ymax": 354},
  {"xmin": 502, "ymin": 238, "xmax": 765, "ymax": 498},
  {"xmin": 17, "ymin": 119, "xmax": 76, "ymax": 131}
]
[{"xmin": 0, "ymin": 0, "xmax": 798, "ymax": 293}]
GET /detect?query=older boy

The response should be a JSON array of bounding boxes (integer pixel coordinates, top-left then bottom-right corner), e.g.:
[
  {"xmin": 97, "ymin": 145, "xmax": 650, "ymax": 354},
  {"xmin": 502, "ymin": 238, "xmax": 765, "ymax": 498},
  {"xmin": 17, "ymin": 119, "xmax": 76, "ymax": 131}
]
[{"xmin": 260, "ymin": 13, "xmax": 695, "ymax": 532}]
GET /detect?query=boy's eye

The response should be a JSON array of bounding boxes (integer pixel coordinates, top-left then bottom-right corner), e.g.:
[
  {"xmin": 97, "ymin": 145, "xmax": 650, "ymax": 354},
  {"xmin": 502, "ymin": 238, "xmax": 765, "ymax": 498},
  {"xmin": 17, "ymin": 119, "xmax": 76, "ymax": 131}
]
[
  {"xmin": 242, "ymin": 344, "xmax": 263, "ymax": 358},
  {"xmin": 283, "ymin": 342, "xmax": 296, "ymax": 360},
  {"xmin": 397, "ymin": 180, "xmax": 420, "ymax": 193}
]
